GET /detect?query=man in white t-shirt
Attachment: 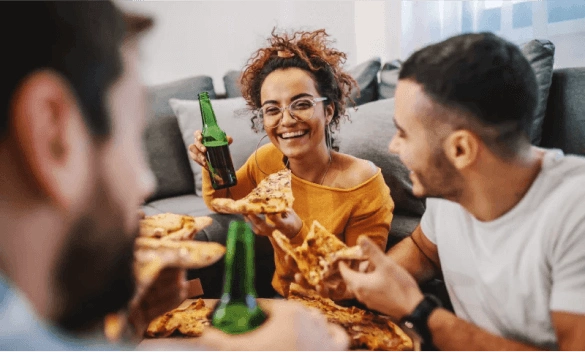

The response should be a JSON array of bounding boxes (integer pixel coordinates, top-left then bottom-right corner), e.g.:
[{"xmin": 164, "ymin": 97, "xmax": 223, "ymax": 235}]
[{"xmin": 335, "ymin": 32, "xmax": 585, "ymax": 350}]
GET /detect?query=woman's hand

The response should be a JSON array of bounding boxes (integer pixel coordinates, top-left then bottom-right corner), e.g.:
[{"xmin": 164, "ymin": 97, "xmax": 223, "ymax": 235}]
[
  {"xmin": 188, "ymin": 130, "xmax": 233, "ymax": 169},
  {"xmin": 245, "ymin": 209, "xmax": 302, "ymax": 239}
]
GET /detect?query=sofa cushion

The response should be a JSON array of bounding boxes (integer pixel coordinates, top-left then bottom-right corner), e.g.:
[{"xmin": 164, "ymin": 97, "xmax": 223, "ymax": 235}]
[
  {"xmin": 223, "ymin": 70, "xmax": 243, "ymax": 98},
  {"xmin": 223, "ymin": 58, "xmax": 381, "ymax": 106},
  {"xmin": 541, "ymin": 68, "xmax": 585, "ymax": 156},
  {"xmin": 519, "ymin": 39, "xmax": 555, "ymax": 145},
  {"xmin": 170, "ymin": 97, "xmax": 271, "ymax": 195},
  {"xmin": 143, "ymin": 116, "xmax": 195, "ymax": 202},
  {"xmin": 149, "ymin": 75, "xmax": 216, "ymax": 120},
  {"xmin": 387, "ymin": 213, "xmax": 421, "ymax": 250},
  {"xmin": 142, "ymin": 194, "xmax": 210, "ymax": 217},
  {"xmin": 338, "ymin": 98, "xmax": 426, "ymax": 216},
  {"xmin": 347, "ymin": 57, "xmax": 381, "ymax": 106},
  {"xmin": 378, "ymin": 60, "xmax": 402, "ymax": 100}
]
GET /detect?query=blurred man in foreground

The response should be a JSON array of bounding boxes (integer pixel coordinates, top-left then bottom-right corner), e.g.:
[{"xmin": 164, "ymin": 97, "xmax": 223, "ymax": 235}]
[
  {"xmin": 0, "ymin": 2, "xmax": 347, "ymax": 350},
  {"xmin": 337, "ymin": 33, "xmax": 585, "ymax": 350}
]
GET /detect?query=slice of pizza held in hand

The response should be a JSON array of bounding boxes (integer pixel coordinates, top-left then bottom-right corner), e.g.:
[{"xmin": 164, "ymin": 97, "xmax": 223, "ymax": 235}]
[
  {"xmin": 134, "ymin": 237, "xmax": 225, "ymax": 297},
  {"xmin": 139, "ymin": 213, "xmax": 213, "ymax": 241},
  {"xmin": 272, "ymin": 220, "xmax": 369, "ymax": 289},
  {"xmin": 211, "ymin": 168, "xmax": 294, "ymax": 214}
]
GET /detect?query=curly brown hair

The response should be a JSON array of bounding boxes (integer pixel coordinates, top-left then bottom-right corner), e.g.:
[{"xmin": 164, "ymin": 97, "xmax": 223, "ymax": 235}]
[{"xmin": 240, "ymin": 28, "xmax": 357, "ymax": 135}]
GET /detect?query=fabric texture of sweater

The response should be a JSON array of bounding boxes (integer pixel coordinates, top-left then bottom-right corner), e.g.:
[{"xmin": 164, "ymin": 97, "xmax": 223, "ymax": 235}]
[{"xmin": 203, "ymin": 143, "xmax": 394, "ymax": 296}]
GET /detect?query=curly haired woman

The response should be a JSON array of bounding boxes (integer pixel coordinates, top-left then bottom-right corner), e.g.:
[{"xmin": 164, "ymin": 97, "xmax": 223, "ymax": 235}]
[{"xmin": 189, "ymin": 29, "xmax": 394, "ymax": 298}]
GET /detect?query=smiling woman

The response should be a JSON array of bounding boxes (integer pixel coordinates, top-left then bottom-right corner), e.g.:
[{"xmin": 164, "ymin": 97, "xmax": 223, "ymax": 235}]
[{"xmin": 188, "ymin": 28, "xmax": 395, "ymax": 298}]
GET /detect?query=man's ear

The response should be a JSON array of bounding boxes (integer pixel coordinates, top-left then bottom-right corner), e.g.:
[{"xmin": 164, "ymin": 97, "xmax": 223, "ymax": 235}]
[
  {"xmin": 10, "ymin": 70, "xmax": 93, "ymax": 210},
  {"xmin": 443, "ymin": 130, "xmax": 479, "ymax": 170}
]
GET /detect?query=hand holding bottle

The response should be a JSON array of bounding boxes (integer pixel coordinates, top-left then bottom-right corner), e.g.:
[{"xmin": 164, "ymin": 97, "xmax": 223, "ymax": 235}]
[
  {"xmin": 188, "ymin": 130, "xmax": 233, "ymax": 170},
  {"xmin": 199, "ymin": 300, "xmax": 349, "ymax": 351}
]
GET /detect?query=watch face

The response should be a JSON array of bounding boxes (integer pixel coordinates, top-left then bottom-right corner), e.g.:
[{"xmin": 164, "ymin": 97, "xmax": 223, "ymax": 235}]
[{"xmin": 398, "ymin": 321, "xmax": 423, "ymax": 350}]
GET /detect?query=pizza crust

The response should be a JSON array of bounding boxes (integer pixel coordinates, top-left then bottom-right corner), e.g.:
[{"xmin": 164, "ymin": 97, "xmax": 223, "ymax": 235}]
[
  {"xmin": 139, "ymin": 213, "xmax": 213, "ymax": 241},
  {"xmin": 210, "ymin": 169, "xmax": 294, "ymax": 214}
]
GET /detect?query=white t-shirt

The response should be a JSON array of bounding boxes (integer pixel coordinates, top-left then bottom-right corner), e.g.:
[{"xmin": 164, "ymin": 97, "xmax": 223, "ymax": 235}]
[{"xmin": 421, "ymin": 149, "xmax": 585, "ymax": 349}]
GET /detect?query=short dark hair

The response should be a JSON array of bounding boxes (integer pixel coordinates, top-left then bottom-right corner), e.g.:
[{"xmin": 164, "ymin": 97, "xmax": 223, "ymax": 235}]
[
  {"xmin": 0, "ymin": 2, "xmax": 151, "ymax": 141},
  {"xmin": 399, "ymin": 32, "xmax": 538, "ymax": 158}
]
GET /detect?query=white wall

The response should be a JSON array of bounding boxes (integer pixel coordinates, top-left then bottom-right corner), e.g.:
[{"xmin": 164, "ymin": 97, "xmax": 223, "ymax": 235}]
[
  {"xmin": 118, "ymin": 0, "xmax": 585, "ymax": 94},
  {"xmin": 118, "ymin": 1, "xmax": 357, "ymax": 94}
]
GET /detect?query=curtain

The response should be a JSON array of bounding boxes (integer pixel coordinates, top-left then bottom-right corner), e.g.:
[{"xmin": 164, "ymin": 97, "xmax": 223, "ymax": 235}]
[{"xmin": 364, "ymin": 0, "xmax": 585, "ymax": 68}]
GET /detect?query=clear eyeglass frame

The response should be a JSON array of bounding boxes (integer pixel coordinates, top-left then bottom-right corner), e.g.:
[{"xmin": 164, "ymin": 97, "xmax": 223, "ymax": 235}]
[{"xmin": 257, "ymin": 96, "xmax": 328, "ymax": 128}]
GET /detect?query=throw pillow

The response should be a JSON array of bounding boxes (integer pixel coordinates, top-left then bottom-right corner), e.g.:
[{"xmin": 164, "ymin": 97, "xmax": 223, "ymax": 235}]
[
  {"xmin": 170, "ymin": 97, "xmax": 271, "ymax": 196},
  {"xmin": 143, "ymin": 115, "xmax": 195, "ymax": 202},
  {"xmin": 149, "ymin": 75, "xmax": 216, "ymax": 120},
  {"xmin": 378, "ymin": 59, "xmax": 402, "ymax": 100},
  {"xmin": 223, "ymin": 70, "xmax": 243, "ymax": 98},
  {"xmin": 519, "ymin": 39, "xmax": 555, "ymax": 145},
  {"xmin": 337, "ymin": 98, "xmax": 426, "ymax": 216},
  {"xmin": 347, "ymin": 57, "xmax": 381, "ymax": 106}
]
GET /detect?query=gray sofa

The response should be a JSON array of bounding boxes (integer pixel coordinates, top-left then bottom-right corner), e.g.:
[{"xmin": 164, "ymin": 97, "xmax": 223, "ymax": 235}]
[{"xmin": 140, "ymin": 44, "xmax": 585, "ymax": 297}]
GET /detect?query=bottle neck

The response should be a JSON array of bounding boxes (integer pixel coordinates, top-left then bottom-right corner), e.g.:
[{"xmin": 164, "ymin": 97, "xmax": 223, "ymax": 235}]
[
  {"xmin": 199, "ymin": 95, "xmax": 218, "ymax": 127},
  {"xmin": 199, "ymin": 94, "xmax": 228, "ymax": 147}
]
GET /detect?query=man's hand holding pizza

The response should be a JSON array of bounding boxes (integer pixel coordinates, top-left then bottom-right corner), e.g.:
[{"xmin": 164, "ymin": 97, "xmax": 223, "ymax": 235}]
[
  {"xmin": 339, "ymin": 235, "xmax": 423, "ymax": 319},
  {"xmin": 285, "ymin": 251, "xmax": 356, "ymax": 301},
  {"xmin": 124, "ymin": 268, "xmax": 188, "ymax": 341}
]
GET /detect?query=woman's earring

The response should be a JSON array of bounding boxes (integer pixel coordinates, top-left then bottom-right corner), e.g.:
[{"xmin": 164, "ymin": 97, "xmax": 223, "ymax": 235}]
[{"xmin": 326, "ymin": 124, "xmax": 333, "ymax": 150}]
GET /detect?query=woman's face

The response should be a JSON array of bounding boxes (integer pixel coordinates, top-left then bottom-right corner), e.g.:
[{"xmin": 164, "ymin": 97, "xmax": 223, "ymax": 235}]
[{"xmin": 259, "ymin": 67, "xmax": 333, "ymax": 160}]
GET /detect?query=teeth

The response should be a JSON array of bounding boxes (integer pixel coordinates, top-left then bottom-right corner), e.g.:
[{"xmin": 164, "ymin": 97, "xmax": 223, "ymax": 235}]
[{"xmin": 281, "ymin": 131, "xmax": 306, "ymax": 139}]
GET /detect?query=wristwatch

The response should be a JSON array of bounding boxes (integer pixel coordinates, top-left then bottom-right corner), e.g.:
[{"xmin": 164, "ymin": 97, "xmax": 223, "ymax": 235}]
[{"xmin": 399, "ymin": 294, "xmax": 442, "ymax": 344}]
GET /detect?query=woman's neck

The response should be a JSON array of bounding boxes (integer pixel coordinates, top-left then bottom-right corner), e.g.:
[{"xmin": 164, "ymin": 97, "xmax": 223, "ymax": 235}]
[{"xmin": 287, "ymin": 145, "xmax": 332, "ymax": 185}]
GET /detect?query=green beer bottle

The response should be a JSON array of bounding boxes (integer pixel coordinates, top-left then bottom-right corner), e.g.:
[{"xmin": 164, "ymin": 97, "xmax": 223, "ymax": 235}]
[
  {"xmin": 198, "ymin": 91, "xmax": 237, "ymax": 190},
  {"xmin": 211, "ymin": 221, "xmax": 267, "ymax": 334}
]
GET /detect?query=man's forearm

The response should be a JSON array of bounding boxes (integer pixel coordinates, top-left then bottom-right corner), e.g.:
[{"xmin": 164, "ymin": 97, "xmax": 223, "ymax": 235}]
[
  {"xmin": 387, "ymin": 236, "xmax": 438, "ymax": 284},
  {"xmin": 428, "ymin": 308, "xmax": 541, "ymax": 351}
]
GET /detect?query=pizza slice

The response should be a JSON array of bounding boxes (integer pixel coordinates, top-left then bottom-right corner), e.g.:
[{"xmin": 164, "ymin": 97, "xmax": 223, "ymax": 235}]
[
  {"xmin": 288, "ymin": 283, "xmax": 414, "ymax": 351},
  {"xmin": 272, "ymin": 220, "xmax": 367, "ymax": 288},
  {"xmin": 145, "ymin": 298, "xmax": 212, "ymax": 338},
  {"xmin": 210, "ymin": 169, "xmax": 294, "ymax": 214},
  {"xmin": 139, "ymin": 213, "xmax": 213, "ymax": 241},
  {"xmin": 134, "ymin": 237, "xmax": 225, "ymax": 296}
]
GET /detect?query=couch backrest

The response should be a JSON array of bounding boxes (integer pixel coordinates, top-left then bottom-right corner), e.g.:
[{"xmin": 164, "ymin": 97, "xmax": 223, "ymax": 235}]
[{"xmin": 540, "ymin": 67, "xmax": 585, "ymax": 156}]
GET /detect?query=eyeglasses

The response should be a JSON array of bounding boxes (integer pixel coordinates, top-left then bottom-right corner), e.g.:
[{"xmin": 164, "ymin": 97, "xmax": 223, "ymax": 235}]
[{"xmin": 257, "ymin": 97, "xmax": 328, "ymax": 128}]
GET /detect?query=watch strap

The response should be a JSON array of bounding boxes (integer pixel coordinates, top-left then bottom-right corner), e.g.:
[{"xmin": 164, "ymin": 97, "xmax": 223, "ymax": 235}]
[{"xmin": 399, "ymin": 294, "xmax": 442, "ymax": 344}]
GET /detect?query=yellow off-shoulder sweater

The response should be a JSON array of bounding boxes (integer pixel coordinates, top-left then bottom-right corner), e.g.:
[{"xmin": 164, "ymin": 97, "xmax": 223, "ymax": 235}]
[{"xmin": 203, "ymin": 143, "xmax": 394, "ymax": 296}]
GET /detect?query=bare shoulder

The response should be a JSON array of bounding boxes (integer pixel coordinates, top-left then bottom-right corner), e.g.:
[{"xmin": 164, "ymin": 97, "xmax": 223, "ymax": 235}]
[{"xmin": 330, "ymin": 152, "xmax": 378, "ymax": 189}]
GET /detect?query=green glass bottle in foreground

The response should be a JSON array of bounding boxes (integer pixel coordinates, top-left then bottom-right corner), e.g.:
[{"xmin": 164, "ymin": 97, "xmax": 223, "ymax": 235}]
[
  {"xmin": 211, "ymin": 221, "xmax": 267, "ymax": 334},
  {"xmin": 198, "ymin": 91, "xmax": 237, "ymax": 190}
]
